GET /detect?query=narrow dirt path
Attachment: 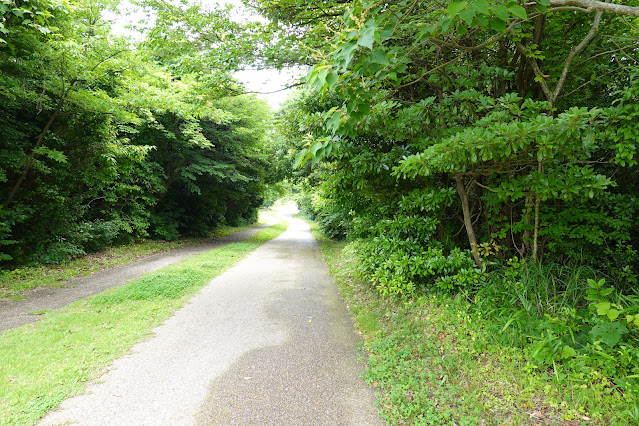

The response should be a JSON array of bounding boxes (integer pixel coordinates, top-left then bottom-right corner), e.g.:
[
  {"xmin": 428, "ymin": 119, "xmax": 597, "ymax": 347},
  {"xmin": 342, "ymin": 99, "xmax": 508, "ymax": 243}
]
[
  {"xmin": 39, "ymin": 205, "xmax": 382, "ymax": 425},
  {"xmin": 0, "ymin": 225, "xmax": 269, "ymax": 334}
]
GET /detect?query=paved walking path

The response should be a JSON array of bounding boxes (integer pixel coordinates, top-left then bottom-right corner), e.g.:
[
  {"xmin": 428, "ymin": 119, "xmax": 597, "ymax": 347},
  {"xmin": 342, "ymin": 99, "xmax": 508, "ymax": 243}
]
[
  {"xmin": 39, "ymin": 205, "xmax": 383, "ymax": 425},
  {"xmin": 0, "ymin": 225, "xmax": 269, "ymax": 334}
]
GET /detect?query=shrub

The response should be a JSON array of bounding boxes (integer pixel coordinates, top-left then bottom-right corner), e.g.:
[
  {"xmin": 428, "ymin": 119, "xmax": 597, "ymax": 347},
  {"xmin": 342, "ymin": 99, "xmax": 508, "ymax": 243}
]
[{"xmin": 348, "ymin": 214, "xmax": 483, "ymax": 297}]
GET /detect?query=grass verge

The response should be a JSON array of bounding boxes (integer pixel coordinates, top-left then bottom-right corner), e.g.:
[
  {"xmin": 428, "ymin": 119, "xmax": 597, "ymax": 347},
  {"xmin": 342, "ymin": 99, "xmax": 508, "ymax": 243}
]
[
  {"xmin": 0, "ymin": 221, "xmax": 287, "ymax": 425},
  {"xmin": 0, "ymin": 225, "xmax": 250, "ymax": 301},
  {"xmin": 309, "ymin": 220, "xmax": 634, "ymax": 425}
]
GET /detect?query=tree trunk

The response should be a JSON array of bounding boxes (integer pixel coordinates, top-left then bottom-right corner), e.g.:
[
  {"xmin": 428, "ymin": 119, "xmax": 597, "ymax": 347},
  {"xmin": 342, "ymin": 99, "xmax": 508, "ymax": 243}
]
[
  {"xmin": 455, "ymin": 174, "xmax": 482, "ymax": 269},
  {"xmin": 532, "ymin": 194, "xmax": 540, "ymax": 262},
  {"xmin": 532, "ymin": 160, "xmax": 543, "ymax": 262},
  {"xmin": 3, "ymin": 106, "xmax": 61, "ymax": 209},
  {"xmin": 3, "ymin": 80, "xmax": 76, "ymax": 210},
  {"xmin": 520, "ymin": 195, "xmax": 533, "ymax": 259}
]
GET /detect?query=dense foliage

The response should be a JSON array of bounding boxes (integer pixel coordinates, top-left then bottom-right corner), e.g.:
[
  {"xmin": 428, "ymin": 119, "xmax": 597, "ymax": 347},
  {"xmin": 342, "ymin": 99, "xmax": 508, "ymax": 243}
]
[
  {"xmin": 267, "ymin": 0, "xmax": 639, "ymax": 420},
  {"xmin": 0, "ymin": 0, "xmax": 276, "ymax": 266},
  {"xmin": 3, "ymin": 0, "xmax": 639, "ymax": 420}
]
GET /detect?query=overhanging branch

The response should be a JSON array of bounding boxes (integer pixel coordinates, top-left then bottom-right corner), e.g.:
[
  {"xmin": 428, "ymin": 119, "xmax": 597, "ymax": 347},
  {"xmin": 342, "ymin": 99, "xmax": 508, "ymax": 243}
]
[{"xmin": 542, "ymin": 0, "xmax": 639, "ymax": 17}]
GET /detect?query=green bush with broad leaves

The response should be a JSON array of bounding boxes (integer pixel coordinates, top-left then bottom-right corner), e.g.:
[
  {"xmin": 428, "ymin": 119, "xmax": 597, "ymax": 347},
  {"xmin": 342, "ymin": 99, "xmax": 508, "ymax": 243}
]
[
  {"xmin": 526, "ymin": 278, "xmax": 639, "ymax": 398},
  {"xmin": 348, "ymin": 212, "xmax": 483, "ymax": 297}
]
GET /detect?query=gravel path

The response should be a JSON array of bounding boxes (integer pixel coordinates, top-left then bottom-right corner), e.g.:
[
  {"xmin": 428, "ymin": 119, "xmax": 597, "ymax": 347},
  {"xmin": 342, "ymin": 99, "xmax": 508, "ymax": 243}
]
[
  {"xmin": 0, "ymin": 225, "xmax": 269, "ymax": 334},
  {"xmin": 39, "ymin": 205, "xmax": 383, "ymax": 425}
]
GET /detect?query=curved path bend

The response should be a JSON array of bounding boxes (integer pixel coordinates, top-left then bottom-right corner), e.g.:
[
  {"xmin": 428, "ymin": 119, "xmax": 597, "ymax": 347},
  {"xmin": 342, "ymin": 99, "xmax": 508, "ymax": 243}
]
[{"xmin": 39, "ymin": 205, "xmax": 383, "ymax": 425}]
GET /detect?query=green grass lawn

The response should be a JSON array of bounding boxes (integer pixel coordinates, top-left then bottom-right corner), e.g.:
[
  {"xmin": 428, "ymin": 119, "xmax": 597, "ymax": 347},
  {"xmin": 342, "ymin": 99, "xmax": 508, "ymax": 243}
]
[
  {"xmin": 0, "ymin": 221, "xmax": 287, "ymax": 425},
  {"xmin": 0, "ymin": 224, "xmax": 252, "ymax": 301},
  {"xmin": 309, "ymin": 220, "xmax": 636, "ymax": 425}
]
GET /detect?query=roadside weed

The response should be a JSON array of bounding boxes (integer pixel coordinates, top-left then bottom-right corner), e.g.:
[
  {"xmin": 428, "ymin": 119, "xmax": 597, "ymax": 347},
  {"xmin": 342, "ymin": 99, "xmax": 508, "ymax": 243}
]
[{"xmin": 312, "ymin": 222, "xmax": 637, "ymax": 425}]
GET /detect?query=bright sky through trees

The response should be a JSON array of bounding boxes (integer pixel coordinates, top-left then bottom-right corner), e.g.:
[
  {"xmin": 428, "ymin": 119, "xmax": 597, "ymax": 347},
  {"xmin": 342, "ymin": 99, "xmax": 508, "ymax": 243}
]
[{"xmin": 106, "ymin": 0, "xmax": 299, "ymax": 109}]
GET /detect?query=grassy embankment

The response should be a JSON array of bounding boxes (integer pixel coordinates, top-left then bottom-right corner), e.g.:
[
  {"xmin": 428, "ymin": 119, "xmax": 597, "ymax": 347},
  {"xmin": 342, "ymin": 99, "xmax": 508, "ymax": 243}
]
[
  {"xmin": 0, "ymin": 221, "xmax": 287, "ymax": 425},
  {"xmin": 0, "ymin": 224, "xmax": 257, "ymax": 301},
  {"xmin": 310, "ymin": 221, "xmax": 637, "ymax": 425}
]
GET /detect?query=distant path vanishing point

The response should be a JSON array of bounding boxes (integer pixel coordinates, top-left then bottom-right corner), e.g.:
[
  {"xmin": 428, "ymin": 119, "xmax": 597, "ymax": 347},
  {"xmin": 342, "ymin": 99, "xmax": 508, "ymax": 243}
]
[{"xmin": 40, "ymin": 203, "xmax": 383, "ymax": 425}]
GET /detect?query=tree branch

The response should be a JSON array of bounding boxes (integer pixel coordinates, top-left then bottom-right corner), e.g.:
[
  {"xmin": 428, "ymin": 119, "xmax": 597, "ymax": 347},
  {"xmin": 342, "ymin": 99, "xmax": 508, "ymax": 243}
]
[
  {"xmin": 552, "ymin": 11, "xmax": 603, "ymax": 103},
  {"xmin": 547, "ymin": 0, "xmax": 639, "ymax": 17},
  {"xmin": 514, "ymin": 41, "xmax": 554, "ymax": 103},
  {"xmin": 242, "ymin": 81, "xmax": 305, "ymax": 95},
  {"xmin": 560, "ymin": 65, "xmax": 626, "ymax": 98},
  {"xmin": 428, "ymin": 20, "xmax": 521, "ymax": 52},
  {"xmin": 395, "ymin": 56, "xmax": 464, "ymax": 90}
]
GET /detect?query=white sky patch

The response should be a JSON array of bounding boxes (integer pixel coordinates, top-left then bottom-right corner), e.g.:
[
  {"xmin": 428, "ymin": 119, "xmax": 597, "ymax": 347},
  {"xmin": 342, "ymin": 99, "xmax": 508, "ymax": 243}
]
[
  {"xmin": 103, "ymin": 1, "xmax": 150, "ymax": 42},
  {"xmin": 105, "ymin": 0, "xmax": 302, "ymax": 109}
]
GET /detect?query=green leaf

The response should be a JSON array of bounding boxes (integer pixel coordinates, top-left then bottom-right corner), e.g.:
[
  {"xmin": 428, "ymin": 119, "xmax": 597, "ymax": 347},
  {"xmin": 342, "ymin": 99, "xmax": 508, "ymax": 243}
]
[
  {"xmin": 327, "ymin": 110, "xmax": 341, "ymax": 133},
  {"xmin": 358, "ymin": 28, "xmax": 375, "ymax": 49},
  {"xmin": 458, "ymin": 21, "xmax": 468, "ymax": 36},
  {"xmin": 337, "ymin": 41, "xmax": 358, "ymax": 69},
  {"xmin": 607, "ymin": 309, "xmax": 620, "ymax": 321},
  {"xmin": 447, "ymin": 1, "xmax": 468, "ymax": 18},
  {"xmin": 488, "ymin": 18, "xmax": 506, "ymax": 32},
  {"xmin": 33, "ymin": 146, "xmax": 67, "ymax": 163},
  {"xmin": 370, "ymin": 48, "xmax": 390, "ymax": 65},
  {"xmin": 595, "ymin": 302, "xmax": 610, "ymax": 316},
  {"xmin": 358, "ymin": 20, "xmax": 378, "ymax": 50},
  {"xmin": 591, "ymin": 322, "xmax": 628, "ymax": 348},
  {"xmin": 310, "ymin": 141, "xmax": 323, "ymax": 156},
  {"xmin": 317, "ymin": 68, "xmax": 328, "ymax": 86},
  {"xmin": 492, "ymin": 5, "xmax": 510, "ymax": 21},
  {"xmin": 459, "ymin": 8, "xmax": 475, "ymax": 26},
  {"xmin": 472, "ymin": 0, "xmax": 490, "ymax": 15},
  {"xmin": 308, "ymin": 65, "xmax": 324, "ymax": 85},
  {"xmin": 321, "ymin": 106, "xmax": 338, "ymax": 120},
  {"xmin": 294, "ymin": 150, "xmax": 308, "ymax": 168},
  {"xmin": 325, "ymin": 143, "xmax": 333, "ymax": 156},
  {"xmin": 311, "ymin": 151, "xmax": 323, "ymax": 166},
  {"xmin": 326, "ymin": 73, "xmax": 338, "ymax": 88},
  {"xmin": 561, "ymin": 345, "xmax": 577, "ymax": 358},
  {"xmin": 358, "ymin": 102, "xmax": 371, "ymax": 116},
  {"xmin": 379, "ymin": 24, "xmax": 394, "ymax": 41},
  {"xmin": 508, "ymin": 5, "xmax": 527, "ymax": 20},
  {"xmin": 533, "ymin": 4, "xmax": 547, "ymax": 13},
  {"xmin": 600, "ymin": 288, "xmax": 614, "ymax": 297}
]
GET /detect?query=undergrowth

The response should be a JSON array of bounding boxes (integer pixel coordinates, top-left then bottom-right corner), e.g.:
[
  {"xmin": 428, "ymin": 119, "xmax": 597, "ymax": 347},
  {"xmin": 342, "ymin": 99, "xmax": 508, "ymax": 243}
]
[
  {"xmin": 310, "ymin": 221, "xmax": 638, "ymax": 425},
  {"xmin": 0, "ymin": 221, "xmax": 287, "ymax": 425}
]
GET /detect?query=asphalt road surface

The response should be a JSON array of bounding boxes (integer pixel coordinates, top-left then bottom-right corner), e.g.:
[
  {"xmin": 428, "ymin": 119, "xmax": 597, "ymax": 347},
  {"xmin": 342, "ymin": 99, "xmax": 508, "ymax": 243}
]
[{"xmin": 39, "ymin": 204, "xmax": 383, "ymax": 425}]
